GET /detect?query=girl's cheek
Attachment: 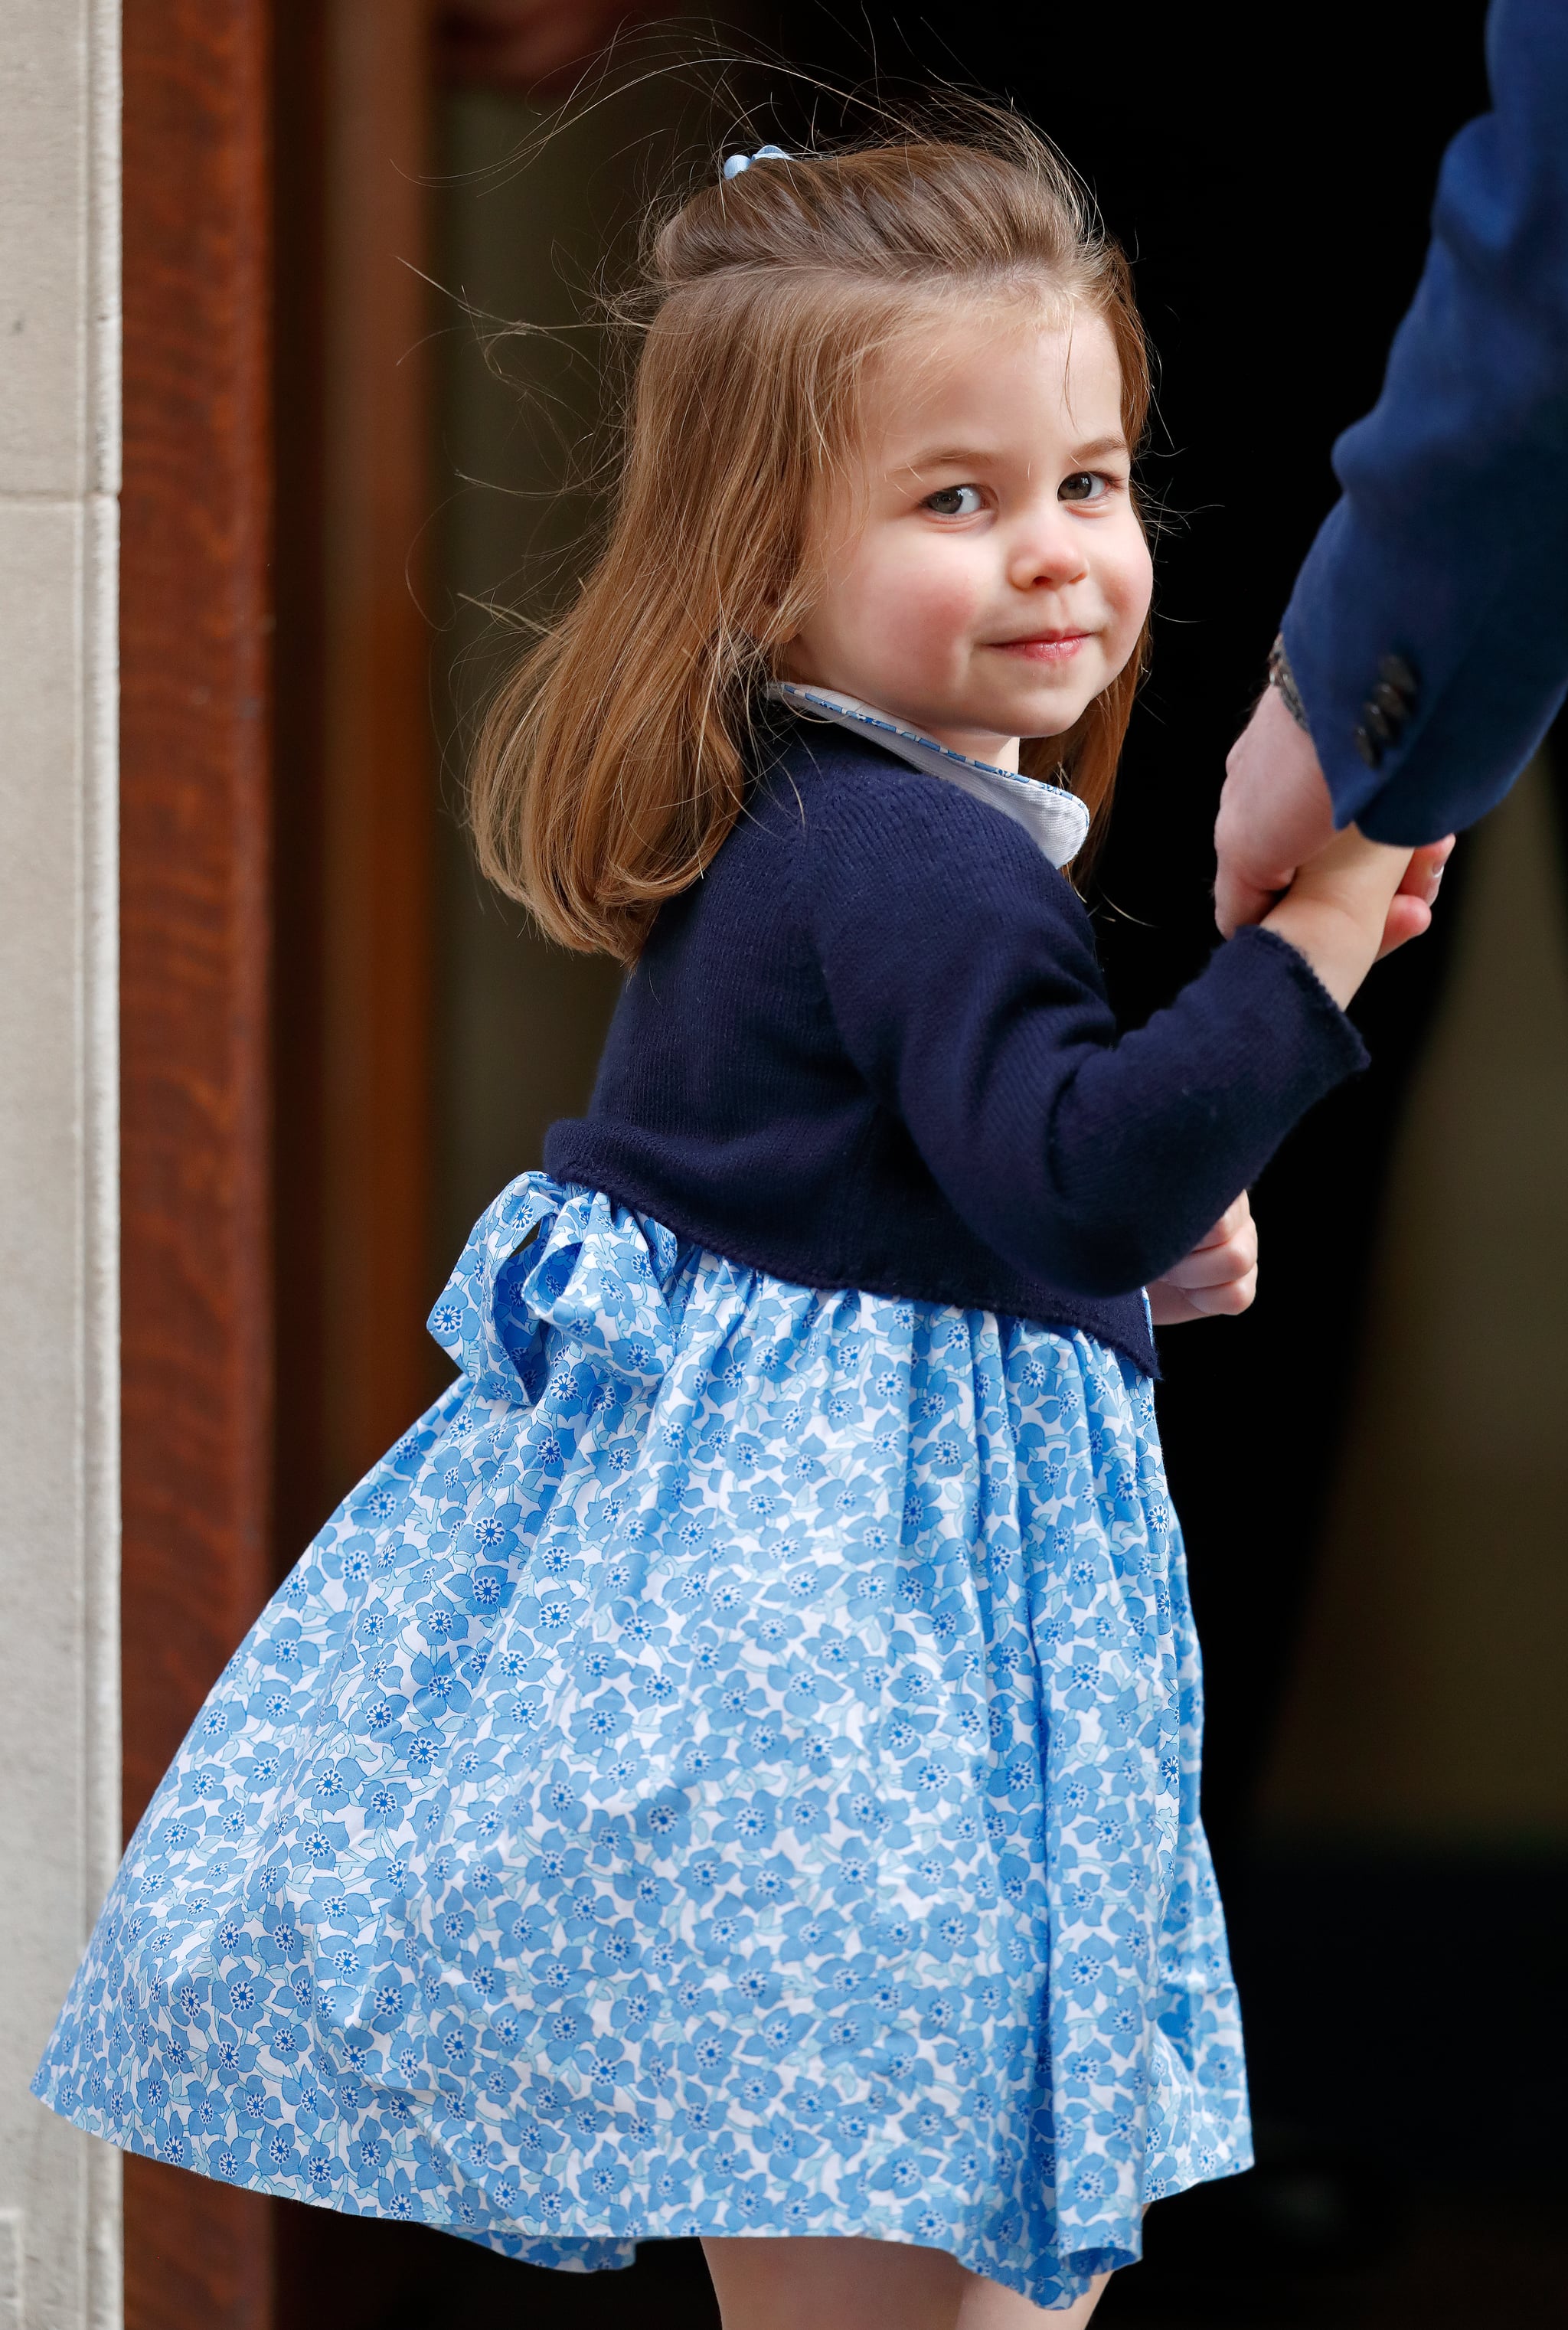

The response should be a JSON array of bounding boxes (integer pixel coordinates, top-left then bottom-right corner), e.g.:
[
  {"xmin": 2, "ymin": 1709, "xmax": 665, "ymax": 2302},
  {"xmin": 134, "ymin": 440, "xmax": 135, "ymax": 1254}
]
[
  {"xmin": 894, "ymin": 562, "xmax": 982, "ymax": 658},
  {"xmin": 1112, "ymin": 530, "xmax": 1155, "ymax": 627}
]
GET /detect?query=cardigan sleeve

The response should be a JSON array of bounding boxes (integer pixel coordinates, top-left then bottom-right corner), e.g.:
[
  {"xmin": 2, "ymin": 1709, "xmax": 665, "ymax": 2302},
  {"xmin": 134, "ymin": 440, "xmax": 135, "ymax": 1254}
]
[{"xmin": 805, "ymin": 771, "xmax": 1368, "ymax": 1298}]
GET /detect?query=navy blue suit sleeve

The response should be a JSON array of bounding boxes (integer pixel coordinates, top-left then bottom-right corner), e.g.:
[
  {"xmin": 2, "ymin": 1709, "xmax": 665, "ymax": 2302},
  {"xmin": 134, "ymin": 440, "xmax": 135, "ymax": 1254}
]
[
  {"xmin": 806, "ymin": 777, "xmax": 1367, "ymax": 1299},
  {"xmin": 1281, "ymin": 0, "xmax": 1568, "ymax": 844}
]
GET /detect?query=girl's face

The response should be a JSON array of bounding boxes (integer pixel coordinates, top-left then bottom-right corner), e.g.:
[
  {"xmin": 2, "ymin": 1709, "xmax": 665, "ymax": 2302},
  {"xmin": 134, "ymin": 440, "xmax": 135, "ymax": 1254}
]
[{"xmin": 782, "ymin": 305, "xmax": 1152, "ymax": 772}]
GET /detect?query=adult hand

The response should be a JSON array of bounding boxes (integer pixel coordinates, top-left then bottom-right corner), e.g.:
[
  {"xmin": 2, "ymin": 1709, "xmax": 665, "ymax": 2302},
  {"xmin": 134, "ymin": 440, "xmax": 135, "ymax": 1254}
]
[
  {"xmin": 1214, "ymin": 685, "xmax": 1336, "ymax": 936},
  {"xmin": 1215, "ymin": 683, "xmax": 1452, "ymax": 952}
]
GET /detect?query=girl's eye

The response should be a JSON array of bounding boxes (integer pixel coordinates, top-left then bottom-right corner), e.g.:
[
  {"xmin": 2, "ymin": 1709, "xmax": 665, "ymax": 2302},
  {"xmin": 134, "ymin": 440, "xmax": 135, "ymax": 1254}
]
[
  {"xmin": 1059, "ymin": 471, "xmax": 1111, "ymax": 504},
  {"xmin": 923, "ymin": 484, "xmax": 985, "ymax": 518}
]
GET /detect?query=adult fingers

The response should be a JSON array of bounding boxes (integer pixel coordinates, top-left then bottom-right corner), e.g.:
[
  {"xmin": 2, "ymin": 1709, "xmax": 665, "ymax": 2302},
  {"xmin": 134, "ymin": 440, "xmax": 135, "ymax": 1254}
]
[
  {"xmin": 1214, "ymin": 859, "xmax": 1286, "ymax": 940},
  {"xmin": 1407, "ymin": 835, "xmax": 1455, "ymax": 885}
]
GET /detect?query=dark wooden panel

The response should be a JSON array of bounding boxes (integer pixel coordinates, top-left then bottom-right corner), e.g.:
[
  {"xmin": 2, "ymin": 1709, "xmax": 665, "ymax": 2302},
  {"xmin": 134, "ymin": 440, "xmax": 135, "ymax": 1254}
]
[
  {"xmin": 315, "ymin": 0, "xmax": 442, "ymax": 1500},
  {"xmin": 274, "ymin": 0, "xmax": 441, "ymax": 1568},
  {"xmin": 270, "ymin": 0, "xmax": 330, "ymax": 1567},
  {"xmin": 121, "ymin": 2, "xmax": 278, "ymax": 2323}
]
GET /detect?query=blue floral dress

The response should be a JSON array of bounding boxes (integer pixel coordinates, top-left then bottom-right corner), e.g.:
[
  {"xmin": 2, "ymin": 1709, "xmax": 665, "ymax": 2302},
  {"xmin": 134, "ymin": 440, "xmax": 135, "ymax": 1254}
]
[{"xmin": 35, "ymin": 1173, "xmax": 1250, "ymax": 2311}]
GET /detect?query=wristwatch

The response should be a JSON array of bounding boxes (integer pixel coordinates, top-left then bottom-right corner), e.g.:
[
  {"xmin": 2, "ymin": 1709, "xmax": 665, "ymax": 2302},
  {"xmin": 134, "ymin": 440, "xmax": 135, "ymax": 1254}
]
[{"xmin": 1266, "ymin": 633, "xmax": 1310, "ymax": 732}]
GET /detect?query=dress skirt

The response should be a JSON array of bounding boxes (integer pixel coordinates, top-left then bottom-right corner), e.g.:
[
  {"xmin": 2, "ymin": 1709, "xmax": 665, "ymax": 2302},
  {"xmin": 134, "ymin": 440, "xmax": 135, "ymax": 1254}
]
[{"xmin": 34, "ymin": 1173, "xmax": 1250, "ymax": 2311}]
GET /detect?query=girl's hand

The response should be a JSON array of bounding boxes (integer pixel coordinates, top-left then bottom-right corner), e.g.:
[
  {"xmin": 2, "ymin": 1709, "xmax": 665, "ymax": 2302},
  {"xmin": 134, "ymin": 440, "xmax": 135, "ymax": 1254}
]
[
  {"xmin": 1147, "ymin": 1194, "xmax": 1258, "ymax": 1325},
  {"xmin": 1376, "ymin": 835, "xmax": 1454, "ymax": 959},
  {"xmin": 1261, "ymin": 824, "xmax": 1416, "ymax": 1009}
]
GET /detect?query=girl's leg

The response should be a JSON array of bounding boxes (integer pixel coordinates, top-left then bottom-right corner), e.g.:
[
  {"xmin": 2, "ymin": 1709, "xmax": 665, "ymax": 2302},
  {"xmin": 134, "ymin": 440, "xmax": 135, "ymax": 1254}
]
[
  {"xmin": 956, "ymin": 2262, "xmax": 1109, "ymax": 2328},
  {"xmin": 701, "ymin": 2236, "xmax": 1111, "ymax": 2330}
]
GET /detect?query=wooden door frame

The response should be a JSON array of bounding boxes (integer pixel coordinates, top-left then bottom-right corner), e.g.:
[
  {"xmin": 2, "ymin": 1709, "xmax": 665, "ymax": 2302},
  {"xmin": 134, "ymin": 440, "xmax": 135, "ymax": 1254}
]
[{"xmin": 121, "ymin": 6, "xmax": 276, "ymax": 2321}]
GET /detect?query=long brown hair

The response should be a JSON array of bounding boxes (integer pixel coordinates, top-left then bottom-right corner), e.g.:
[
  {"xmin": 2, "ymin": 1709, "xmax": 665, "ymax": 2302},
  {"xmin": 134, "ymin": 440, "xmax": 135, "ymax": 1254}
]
[{"xmin": 470, "ymin": 120, "xmax": 1152, "ymax": 964}]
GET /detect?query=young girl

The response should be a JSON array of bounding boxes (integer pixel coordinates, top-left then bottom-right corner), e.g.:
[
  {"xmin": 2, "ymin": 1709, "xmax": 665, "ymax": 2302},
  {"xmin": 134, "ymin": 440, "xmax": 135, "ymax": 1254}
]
[{"xmin": 36, "ymin": 129, "xmax": 1432, "ymax": 2323}]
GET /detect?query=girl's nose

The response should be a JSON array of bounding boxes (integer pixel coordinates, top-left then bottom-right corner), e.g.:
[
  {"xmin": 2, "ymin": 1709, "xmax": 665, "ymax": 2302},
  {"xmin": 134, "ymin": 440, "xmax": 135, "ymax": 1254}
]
[{"xmin": 1008, "ymin": 512, "xmax": 1088, "ymax": 592}]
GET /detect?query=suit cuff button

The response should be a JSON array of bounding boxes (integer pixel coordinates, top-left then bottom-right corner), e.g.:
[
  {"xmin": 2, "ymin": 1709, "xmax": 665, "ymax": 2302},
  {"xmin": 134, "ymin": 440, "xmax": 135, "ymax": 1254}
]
[
  {"xmin": 1377, "ymin": 652, "xmax": 1419, "ymax": 704},
  {"xmin": 1354, "ymin": 724, "xmax": 1383, "ymax": 768}
]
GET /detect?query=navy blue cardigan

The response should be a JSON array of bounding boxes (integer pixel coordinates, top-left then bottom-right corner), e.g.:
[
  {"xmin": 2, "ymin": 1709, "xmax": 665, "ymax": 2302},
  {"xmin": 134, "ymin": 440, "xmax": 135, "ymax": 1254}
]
[{"xmin": 546, "ymin": 721, "xmax": 1368, "ymax": 1375}]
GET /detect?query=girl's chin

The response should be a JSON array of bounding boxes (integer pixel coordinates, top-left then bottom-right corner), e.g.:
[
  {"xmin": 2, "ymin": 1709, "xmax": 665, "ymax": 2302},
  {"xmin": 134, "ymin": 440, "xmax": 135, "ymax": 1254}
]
[
  {"xmin": 1011, "ymin": 684, "xmax": 1102, "ymax": 734},
  {"xmin": 981, "ymin": 697, "xmax": 1096, "ymax": 743},
  {"xmin": 920, "ymin": 707, "xmax": 1091, "ymax": 757},
  {"xmin": 860, "ymin": 680, "xmax": 1096, "ymax": 753}
]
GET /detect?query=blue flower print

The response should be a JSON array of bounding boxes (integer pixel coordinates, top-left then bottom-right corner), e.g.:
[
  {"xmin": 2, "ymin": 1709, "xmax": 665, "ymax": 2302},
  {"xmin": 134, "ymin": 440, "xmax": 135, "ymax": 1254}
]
[{"xmin": 35, "ymin": 1173, "xmax": 1248, "ymax": 2311}]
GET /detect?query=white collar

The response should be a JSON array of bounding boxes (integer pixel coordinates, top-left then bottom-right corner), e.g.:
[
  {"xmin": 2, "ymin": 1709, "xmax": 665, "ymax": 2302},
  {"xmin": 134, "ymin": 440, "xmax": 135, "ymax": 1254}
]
[{"xmin": 768, "ymin": 681, "xmax": 1091, "ymax": 869}]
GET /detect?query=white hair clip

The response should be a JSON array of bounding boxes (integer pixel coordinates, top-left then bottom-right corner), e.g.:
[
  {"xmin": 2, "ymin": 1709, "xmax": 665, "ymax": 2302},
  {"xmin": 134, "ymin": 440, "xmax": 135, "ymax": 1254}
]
[{"xmin": 721, "ymin": 145, "xmax": 791, "ymax": 181}]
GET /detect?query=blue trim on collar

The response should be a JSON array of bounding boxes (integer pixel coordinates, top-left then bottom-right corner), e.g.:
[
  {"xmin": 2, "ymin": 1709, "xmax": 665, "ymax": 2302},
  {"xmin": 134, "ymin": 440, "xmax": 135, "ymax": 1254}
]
[{"xmin": 767, "ymin": 683, "xmax": 1092, "ymax": 870}]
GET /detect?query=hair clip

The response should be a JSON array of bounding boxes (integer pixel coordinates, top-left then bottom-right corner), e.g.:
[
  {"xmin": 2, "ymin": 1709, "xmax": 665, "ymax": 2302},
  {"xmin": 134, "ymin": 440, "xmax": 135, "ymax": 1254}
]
[{"xmin": 721, "ymin": 145, "xmax": 791, "ymax": 181}]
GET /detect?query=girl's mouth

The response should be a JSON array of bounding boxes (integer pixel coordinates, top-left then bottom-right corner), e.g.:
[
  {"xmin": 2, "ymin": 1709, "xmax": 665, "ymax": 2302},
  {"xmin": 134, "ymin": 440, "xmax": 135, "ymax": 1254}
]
[{"xmin": 988, "ymin": 632, "xmax": 1091, "ymax": 665}]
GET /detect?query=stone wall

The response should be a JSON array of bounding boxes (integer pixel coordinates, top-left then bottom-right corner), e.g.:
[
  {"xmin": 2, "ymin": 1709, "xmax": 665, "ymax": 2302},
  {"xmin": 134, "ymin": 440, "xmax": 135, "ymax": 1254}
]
[{"xmin": 0, "ymin": 3, "xmax": 121, "ymax": 2324}]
